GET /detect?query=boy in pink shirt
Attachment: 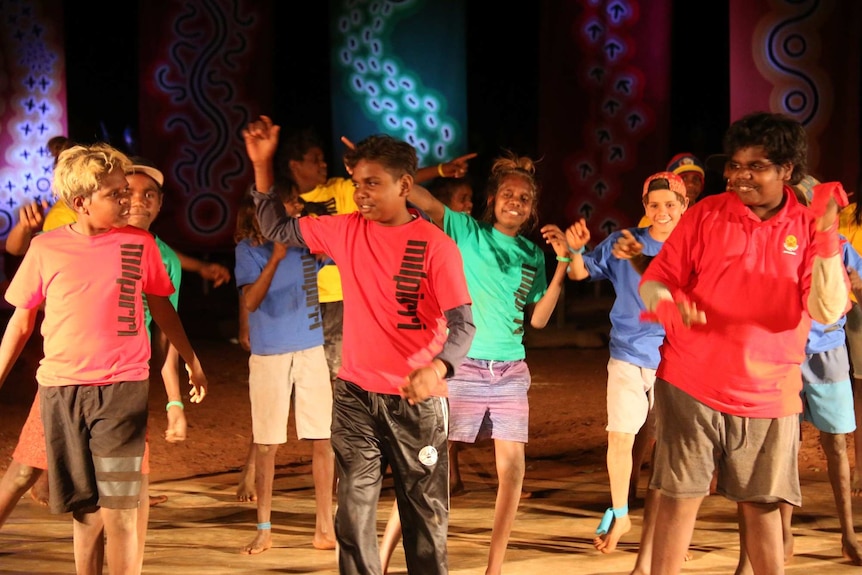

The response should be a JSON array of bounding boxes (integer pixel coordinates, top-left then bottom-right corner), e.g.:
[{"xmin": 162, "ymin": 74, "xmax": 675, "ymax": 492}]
[{"xmin": 0, "ymin": 143, "xmax": 208, "ymax": 575}]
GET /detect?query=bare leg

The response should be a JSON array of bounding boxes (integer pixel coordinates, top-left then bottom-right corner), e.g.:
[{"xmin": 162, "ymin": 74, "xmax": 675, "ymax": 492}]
[
  {"xmin": 738, "ymin": 501, "xmax": 785, "ymax": 575},
  {"xmin": 136, "ymin": 475, "xmax": 150, "ymax": 572},
  {"xmin": 240, "ymin": 443, "xmax": 276, "ymax": 554},
  {"xmin": 628, "ymin": 488, "xmax": 660, "ymax": 574},
  {"xmin": 650, "ymin": 494, "xmax": 702, "ymax": 574},
  {"xmin": 853, "ymin": 377, "xmax": 862, "ymax": 496},
  {"xmin": 486, "ymin": 439, "xmax": 525, "ymax": 575},
  {"xmin": 630, "ymin": 425, "xmax": 653, "ymax": 504},
  {"xmin": 0, "ymin": 461, "xmax": 43, "ymax": 527},
  {"xmin": 101, "ymin": 506, "xmax": 139, "ymax": 575},
  {"xmin": 820, "ymin": 430, "xmax": 862, "ymax": 564},
  {"xmin": 594, "ymin": 430, "xmax": 634, "ymax": 553},
  {"xmin": 72, "ymin": 507, "xmax": 105, "ymax": 575},
  {"xmin": 449, "ymin": 441, "xmax": 465, "ymax": 495},
  {"xmin": 29, "ymin": 471, "xmax": 49, "ymax": 506},
  {"xmin": 311, "ymin": 439, "xmax": 336, "ymax": 550},
  {"xmin": 237, "ymin": 440, "xmax": 258, "ymax": 502},
  {"xmin": 379, "ymin": 500, "xmax": 402, "ymax": 574}
]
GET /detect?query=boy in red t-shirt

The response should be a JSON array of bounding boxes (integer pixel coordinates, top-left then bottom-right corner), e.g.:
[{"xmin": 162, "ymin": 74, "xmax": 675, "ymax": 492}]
[
  {"xmin": 0, "ymin": 143, "xmax": 208, "ymax": 575},
  {"xmin": 243, "ymin": 115, "xmax": 475, "ymax": 575}
]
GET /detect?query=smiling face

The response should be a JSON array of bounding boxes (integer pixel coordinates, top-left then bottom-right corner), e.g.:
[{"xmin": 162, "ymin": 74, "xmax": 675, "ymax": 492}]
[
  {"xmin": 490, "ymin": 174, "xmax": 535, "ymax": 236},
  {"xmin": 126, "ymin": 173, "xmax": 163, "ymax": 231},
  {"xmin": 644, "ymin": 188, "xmax": 686, "ymax": 240},
  {"xmin": 351, "ymin": 159, "xmax": 412, "ymax": 226},
  {"xmin": 726, "ymin": 146, "xmax": 792, "ymax": 218}
]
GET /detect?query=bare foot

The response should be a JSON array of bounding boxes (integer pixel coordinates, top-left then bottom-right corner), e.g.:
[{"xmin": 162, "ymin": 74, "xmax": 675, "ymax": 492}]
[
  {"xmin": 594, "ymin": 513, "xmax": 631, "ymax": 554},
  {"xmin": 842, "ymin": 536, "xmax": 862, "ymax": 565},
  {"xmin": 28, "ymin": 474, "xmax": 49, "ymax": 506},
  {"xmin": 520, "ymin": 489, "xmax": 533, "ymax": 500},
  {"xmin": 236, "ymin": 470, "xmax": 257, "ymax": 502},
  {"xmin": 312, "ymin": 534, "xmax": 336, "ymax": 550},
  {"xmin": 149, "ymin": 494, "xmax": 168, "ymax": 507},
  {"xmin": 684, "ymin": 549, "xmax": 693, "ymax": 561},
  {"xmin": 240, "ymin": 530, "xmax": 272, "ymax": 555}
]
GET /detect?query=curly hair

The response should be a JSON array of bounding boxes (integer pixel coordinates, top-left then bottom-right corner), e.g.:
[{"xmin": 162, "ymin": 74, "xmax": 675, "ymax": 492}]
[
  {"xmin": 722, "ymin": 112, "xmax": 808, "ymax": 185},
  {"xmin": 52, "ymin": 143, "xmax": 131, "ymax": 208},
  {"xmin": 481, "ymin": 151, "xmax": 540, "ymax": 233}
]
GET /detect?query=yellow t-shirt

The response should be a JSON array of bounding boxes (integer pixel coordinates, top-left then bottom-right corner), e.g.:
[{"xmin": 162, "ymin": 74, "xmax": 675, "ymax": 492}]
[
  {"xmin": 839, "ymin": 203, "xmax": 862, "ymax": 303},
  {"xmin": 43, "ymin": 201, "xmax": 77, "ymax": 232},
  {"xmin": 300, "ymin": 177, "xmax": 357, "ymax": 303}
]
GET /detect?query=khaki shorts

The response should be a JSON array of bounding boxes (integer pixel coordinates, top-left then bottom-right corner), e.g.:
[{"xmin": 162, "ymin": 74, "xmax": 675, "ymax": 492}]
[
  {"xmin": 650, "ymin": 379, "xmax": 801, "ymax": 506},
  {"xmin": 249, "ymin": 346, "xmax": 333, "ymax": 444},
  {"xmin": 606, "ymin": 357, "xmax": 655, "ymax": 435}
]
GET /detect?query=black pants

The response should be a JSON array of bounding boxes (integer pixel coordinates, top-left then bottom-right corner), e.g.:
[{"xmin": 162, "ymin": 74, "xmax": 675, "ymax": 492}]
[{"xmin": 332, "ymin": 379, "xmax": 449, "ymax": 575}]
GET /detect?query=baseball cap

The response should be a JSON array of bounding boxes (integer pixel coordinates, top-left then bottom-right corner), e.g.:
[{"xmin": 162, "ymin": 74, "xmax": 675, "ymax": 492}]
[
  {"xmin": 642, "ymin": 171, "xmax": 687, "ymax": 198},
  {"xmin": 666, "ymin": 153, "xmax": 705, "ymax": 179},
  {"xmin": 127, "ymin": 156, "xmax": 165, "ymax": 187}
]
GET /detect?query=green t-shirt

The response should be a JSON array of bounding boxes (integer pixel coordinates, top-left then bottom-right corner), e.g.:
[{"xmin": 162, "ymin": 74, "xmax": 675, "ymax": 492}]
[
  {"xmin": 143, "ymin": 235, "xmax": 182, "ymax": 338},
  {"xmin": 443, "ymin": 208, "xmax": 547, "ymax": 361}
]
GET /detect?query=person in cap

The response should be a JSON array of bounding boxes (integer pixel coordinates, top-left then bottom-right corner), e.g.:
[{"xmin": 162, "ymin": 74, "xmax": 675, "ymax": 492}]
[
  {"xmin": 565, "ymin": 172, "xmax": 688, "ymax": 557},
  {"xmin": 665, "ymin": 152, "xmax": 706, "ymax": 206}
]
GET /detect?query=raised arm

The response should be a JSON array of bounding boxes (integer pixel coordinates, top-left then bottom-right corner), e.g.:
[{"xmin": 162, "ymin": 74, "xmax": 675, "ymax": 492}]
[
  {"xmin": 407, "ymin": 184, "xmax": 446, "ymax": 228},
  {"xmin": 415, "ymin": 152, "xmax": 478, "ymax": 184},
  {"xmin": 6, "ymin": 201, "xmax": 48, "ymax": 256},
  {"xmin": 564, "ymin": 219, "xmax": 591, "ymax": 281},
  {"xmin": 243, "ymin": 116, "xmax": 307, "ymax": 247},
  {"xmin": 809, "ymin": 184, "xmax": 852, "ymax": 324}
]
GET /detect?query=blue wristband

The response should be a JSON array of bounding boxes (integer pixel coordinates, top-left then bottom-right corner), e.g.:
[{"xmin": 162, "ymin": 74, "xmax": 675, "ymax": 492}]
[
  {"xmin": 257, "ymin": 522, "xmax": 271, "ymax": 530},
  {"xmin": 569, "ymin": 245, "xmax": 586, "ymax": 255}
]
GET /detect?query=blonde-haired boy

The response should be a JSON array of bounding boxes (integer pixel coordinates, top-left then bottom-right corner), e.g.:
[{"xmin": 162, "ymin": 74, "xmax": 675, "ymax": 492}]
[{"xmin": 0, "ymin": 143, "xmax": 207, "ymax": 575}]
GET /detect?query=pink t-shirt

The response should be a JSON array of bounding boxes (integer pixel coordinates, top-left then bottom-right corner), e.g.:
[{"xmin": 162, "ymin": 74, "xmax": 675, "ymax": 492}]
[
  {"xmin": 5, "ymin": 225, "xmax": 174, "ymax": 387},
  {"xmin": 299, "ymin": 211, "xmax": 471, "ymax": 394},
  {"xmin": 641, "ymin": 189, "xmax": 818, "ymax": 418}
]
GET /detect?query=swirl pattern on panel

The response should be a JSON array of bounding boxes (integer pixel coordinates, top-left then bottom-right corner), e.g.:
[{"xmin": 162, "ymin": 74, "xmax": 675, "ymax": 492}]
[{"xmin": 334, "ymin": 0, "xmax": 459, "ymax": 165}]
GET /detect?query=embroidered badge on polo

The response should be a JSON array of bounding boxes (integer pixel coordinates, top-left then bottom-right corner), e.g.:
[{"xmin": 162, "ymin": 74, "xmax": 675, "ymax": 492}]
[
  {"xmin": 783, "ymin": 235, "xmax": 799, "ymax": 255},
  {"xmin": 418, "ymin": 445, "xmax": 438, "ymax": 466}
]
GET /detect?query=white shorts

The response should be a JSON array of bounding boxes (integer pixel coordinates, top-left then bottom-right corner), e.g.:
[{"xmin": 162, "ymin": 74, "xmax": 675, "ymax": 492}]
[
  {"xmin": 606, "ymin": 357, "xmax": 656, "ymax": 434},
  {"xmin": 249, "ymin": 345, "xmax": 332, "ymax": 444}
]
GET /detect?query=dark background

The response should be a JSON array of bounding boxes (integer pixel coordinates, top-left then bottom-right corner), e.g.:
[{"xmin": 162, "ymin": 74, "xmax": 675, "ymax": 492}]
[
  {"xmin": 65, "ymin": 1, "xmax": 729, "ymax": 188},
  {"xmin": 61, "ymin": 1, "xmax": 729, "ymax": 336}
]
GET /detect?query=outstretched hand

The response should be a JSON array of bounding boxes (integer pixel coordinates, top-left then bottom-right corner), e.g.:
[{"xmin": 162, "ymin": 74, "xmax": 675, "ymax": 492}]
[
  {"xmin": 540, "ymin": 224, "xmax": 569, "ymax": 258},
  {"xmin": 565, "ymin": 218, "xmax": 590, "ymax": 252},
  {"xmin": 443, "ymin": 152, "xmax": 479, "ymax": 178},
  {"xmin": 242, "ymin": 115, "xmax": 281, "ymax": 165},
  {"xmin": 611, "ymin": 229, "xmax": 643, "ymax": 260},
  {"xmin": 199, "ymin": 262, "xmax": 231, "ymax": 288}
]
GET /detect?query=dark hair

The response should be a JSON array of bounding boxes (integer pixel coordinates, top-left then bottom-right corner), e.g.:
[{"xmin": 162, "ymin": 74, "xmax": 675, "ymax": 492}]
[
  {"xmin": 47, "ymin": 135, "xmax": 74, "ymax": 167},
  {"xmin": 722, "ymin": 112, "xmax": 808, "ymax": 185},
  {"xmin": 342, "ymin": 134, "xmax": 417, "ymax": 179},
  {"xmin": 481, "ymin": 150, "xmax": 540, "ymax": 233},
  {"xmin": 428, "ymin": 177, "xmax": 471, "ymax": 205},
  {"xmin": 234, "ymin": 192, "xmax": 263, "ymax": 246},
  {"xmin": 276, "ymin": 127, "xmax": 324, "ymax": 179}
]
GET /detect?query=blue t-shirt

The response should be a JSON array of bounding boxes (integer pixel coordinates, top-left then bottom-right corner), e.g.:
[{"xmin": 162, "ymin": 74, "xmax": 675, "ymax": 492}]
[
  {"xmin": 806, "ymin": 238, "xmax": 861, "ymax": 354},
  {"xmin": 235, "ymin": 239, "xmax": 325, "ymax": 355},
  {"xmin": 583, "ymin": 226, "xmax": 665, "ymax": 369}
]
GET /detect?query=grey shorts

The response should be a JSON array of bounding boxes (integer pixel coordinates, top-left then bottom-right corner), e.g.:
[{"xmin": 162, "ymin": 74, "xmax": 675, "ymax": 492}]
[
  {"xmin": 40, "ymin": 380, "xmax": 149, "ymax": 514},
  {"xmin": 650, "ymin": 379, "xmax": 801, "ymax": 506}
]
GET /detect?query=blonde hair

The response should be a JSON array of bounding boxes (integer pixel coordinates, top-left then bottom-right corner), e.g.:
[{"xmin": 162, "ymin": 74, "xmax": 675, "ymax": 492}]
[
  {"xmin": 52, "ymin": 143, "xmax": 131, "ymax": 208},
  {"xmin": 482, "ymin": 151, "xmax": 540, "ymax": 232}
]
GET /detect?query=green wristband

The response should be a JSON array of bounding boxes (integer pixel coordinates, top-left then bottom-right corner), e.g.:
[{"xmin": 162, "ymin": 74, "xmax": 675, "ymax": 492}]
[
  {"xmin": 166, "ymin": 401, "xmax": 184, "ymax": 411},
  {"xmin": 556, "ymin": 255, "xmax": 572, "ymax": 263}
]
